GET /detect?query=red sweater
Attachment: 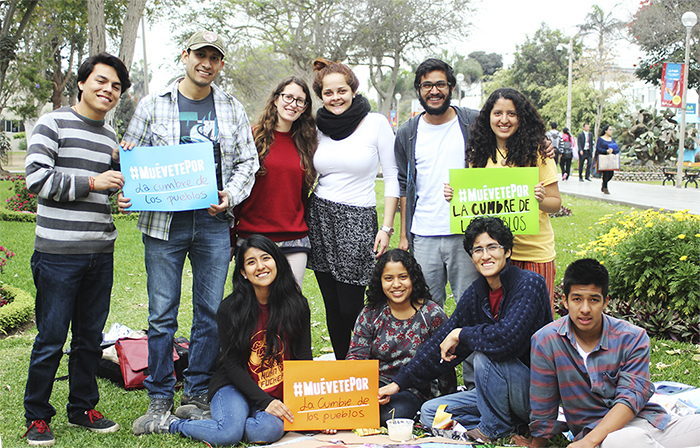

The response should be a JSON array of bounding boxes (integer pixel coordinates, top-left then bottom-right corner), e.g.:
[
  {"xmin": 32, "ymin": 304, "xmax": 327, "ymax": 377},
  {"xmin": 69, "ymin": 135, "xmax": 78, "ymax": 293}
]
[{"xmin": 236, "ymin": 131, "xmax": 309, "ymax": 241}]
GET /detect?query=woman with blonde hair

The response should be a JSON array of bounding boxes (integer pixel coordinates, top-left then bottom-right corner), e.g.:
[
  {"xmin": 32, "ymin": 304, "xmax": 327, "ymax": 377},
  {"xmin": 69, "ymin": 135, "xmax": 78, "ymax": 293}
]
[{"xmin": 307, "ymin": 58, "xmax": 400, "ymax": 360}]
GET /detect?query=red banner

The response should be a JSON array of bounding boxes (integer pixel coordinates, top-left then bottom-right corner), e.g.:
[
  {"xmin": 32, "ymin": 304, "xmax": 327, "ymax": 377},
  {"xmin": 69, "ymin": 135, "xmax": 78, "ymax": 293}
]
[{"xmin": 661, "ymin": 63, "xmax": 684, "ymax": 109}]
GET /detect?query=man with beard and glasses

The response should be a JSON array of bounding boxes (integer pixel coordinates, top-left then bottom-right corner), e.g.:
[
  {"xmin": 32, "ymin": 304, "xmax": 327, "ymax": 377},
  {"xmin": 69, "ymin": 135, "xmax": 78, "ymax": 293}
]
[{"xmin": 395, "ymin": 59, "xmax": 478, "ymax": 313}]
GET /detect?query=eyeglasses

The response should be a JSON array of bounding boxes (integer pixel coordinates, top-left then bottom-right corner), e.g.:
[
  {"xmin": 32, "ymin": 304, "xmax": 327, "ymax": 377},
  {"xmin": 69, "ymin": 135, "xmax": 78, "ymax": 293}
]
[
  {"xmin": 419, "ymin": 81, "xmax": 451, "ymax": 92},
  {"xmin": 470, "ymin": 244, "xmax": 504, "ymax": 257},
  {"xmin": 279, "ymin": 93, "xmax": 307, "ymax": 108}
]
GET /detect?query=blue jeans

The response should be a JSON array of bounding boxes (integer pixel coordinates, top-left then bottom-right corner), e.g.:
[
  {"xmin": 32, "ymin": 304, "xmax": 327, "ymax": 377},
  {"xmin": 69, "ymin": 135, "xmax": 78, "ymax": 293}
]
[
  {"xmin": 170, "ymin": 385, "xmax": 284, "ymax": 446},
  {"xmin": 142, "ymin": 210, "xmax": 230, "ymax": 399},
  {"xmin": 420, "ymin": 352, "xmax": 530, "ymax": 439},
  {"xmin": 381, "ymin": 390, "xmax": 422, "ymax": 426},
  {"xmin": 412, "ymin": 234, "xmax": 478, "ymax": 307},
  {"xmin": 24, "ymin": 251, "xmax": 113, "ymax": 423}
]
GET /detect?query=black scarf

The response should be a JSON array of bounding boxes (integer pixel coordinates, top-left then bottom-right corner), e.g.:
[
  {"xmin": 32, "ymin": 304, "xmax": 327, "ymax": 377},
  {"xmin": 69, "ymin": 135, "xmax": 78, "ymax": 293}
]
[{"xmin": 316, "ymin": 94, "xmax": 371, "ymax": 140}]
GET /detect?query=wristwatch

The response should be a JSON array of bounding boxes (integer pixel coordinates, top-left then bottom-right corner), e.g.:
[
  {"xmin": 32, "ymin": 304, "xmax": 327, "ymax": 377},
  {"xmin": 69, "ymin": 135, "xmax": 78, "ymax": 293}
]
[{"xmin": 380, "ymin": 225, "xmax": 394, "ymax": 236}]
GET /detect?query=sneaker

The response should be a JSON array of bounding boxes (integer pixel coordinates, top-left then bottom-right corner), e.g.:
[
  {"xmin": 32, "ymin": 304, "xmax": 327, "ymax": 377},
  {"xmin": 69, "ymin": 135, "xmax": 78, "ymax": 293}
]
[
  {"xmin": 132, "ymin": 398, "xmax": 173, "ymax": 435},
  {"xmin": 181, "ymin": 393, "xmax": 210, "ymax": 411},
  {"xmin": 132, "ymin": 411, "xmax": 178, "ymax": 435},
  {"xmin": 24, "ymin": 420, "xmax": 55, "ymax": 446},
  {"xmin": 465, "ymin": 427, "xmax": 493, "ymax": 444},
  {"xmin": 175, "ymin": 404, "xmax": 212, "ymax": 420},
  {"xmin": 68, "ymin": 409, "xmax": 120, "ymax": 433}
]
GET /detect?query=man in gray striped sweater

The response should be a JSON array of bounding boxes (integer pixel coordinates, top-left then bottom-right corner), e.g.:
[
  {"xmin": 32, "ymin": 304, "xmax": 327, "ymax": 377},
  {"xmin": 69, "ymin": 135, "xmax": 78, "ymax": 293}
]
[{"xmin": 23, "ymin": 53, "xmax": 131, "ymax": 447}]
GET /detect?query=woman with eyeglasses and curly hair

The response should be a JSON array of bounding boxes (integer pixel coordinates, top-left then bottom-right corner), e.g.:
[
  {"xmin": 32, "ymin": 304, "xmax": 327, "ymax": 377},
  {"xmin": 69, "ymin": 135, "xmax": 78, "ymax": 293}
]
[{"xmin": 234, "ymin": 77, "xmax": 318, "ymax": 287}]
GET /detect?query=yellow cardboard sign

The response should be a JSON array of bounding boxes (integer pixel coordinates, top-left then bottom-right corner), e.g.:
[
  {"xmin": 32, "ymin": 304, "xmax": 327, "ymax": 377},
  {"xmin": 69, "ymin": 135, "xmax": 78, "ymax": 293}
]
[{"xmin": 283, "ymin": 360, "xmax": 379, "ymax": 431}]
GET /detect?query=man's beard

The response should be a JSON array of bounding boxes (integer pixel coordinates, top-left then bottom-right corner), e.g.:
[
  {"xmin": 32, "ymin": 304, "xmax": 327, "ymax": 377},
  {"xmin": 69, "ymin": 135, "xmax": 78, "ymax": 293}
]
[{"xmin": 418, "ymin": 89, "xmax": 453, "ymax": 116}]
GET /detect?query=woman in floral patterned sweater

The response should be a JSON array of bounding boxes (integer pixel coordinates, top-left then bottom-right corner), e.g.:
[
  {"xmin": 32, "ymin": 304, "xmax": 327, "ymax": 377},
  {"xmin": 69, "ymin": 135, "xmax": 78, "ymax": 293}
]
[{"xmin": 347, "ymin": 249, "xmax": 455, "ymax": 425}]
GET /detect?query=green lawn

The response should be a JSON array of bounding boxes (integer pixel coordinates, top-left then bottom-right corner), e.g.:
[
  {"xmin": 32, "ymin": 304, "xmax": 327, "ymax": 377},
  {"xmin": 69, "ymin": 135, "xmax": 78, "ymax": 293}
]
[{"xmin": 0, "ymin": 180, "xmax": 698, "ymax": 447}]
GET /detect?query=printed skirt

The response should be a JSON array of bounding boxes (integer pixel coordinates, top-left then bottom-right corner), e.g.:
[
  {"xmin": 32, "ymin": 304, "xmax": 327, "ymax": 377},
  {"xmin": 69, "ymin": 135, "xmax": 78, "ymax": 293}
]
[{"xmin": 307, "ymin": 194, "xmax": 377, "ymax": 286}]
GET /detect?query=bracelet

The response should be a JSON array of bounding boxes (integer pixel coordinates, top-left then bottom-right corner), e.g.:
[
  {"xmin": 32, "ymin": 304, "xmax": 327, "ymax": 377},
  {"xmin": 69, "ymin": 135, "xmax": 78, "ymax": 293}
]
[
  {"xmin": 89, "ymin": 177, "xmax": 95, "ymax": 191},
  {"xmin": 380, "ymin": 225, "xmax": 394, "ymax": 236}
]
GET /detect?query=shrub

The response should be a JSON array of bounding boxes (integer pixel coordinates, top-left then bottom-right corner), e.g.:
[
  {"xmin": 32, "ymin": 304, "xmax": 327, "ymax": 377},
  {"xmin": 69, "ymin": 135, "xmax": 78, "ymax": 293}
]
[
  {"xmin": 577, "ymin": 209, "xmax": 700, "ymax": 340},
  {"xmin": 5, "ymin": 174, "xmax": 37, "ymax": 213},
  {"xmin": 12, "ymin": 132, "xmax": 25, "ymax": 140},
  {"xmin": 0, "ymin": 284, "xmax": 34, "ymax": 335}
]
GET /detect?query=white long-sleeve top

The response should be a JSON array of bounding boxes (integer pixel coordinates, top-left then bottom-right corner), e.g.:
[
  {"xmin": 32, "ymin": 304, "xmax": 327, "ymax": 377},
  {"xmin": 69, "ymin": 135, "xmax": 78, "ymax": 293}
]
[{"xmin": 314, "ymin": 113, "xmax": 399, "ymax": 207}]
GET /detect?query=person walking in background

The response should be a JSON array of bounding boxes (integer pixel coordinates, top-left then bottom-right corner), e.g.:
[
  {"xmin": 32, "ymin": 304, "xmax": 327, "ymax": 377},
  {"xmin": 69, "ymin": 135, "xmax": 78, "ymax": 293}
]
[
  {"xmin": 346, "ymin": 249, "xmax": 455, "ymax": 425},
  {"xmin": 577, "ymin": 122, "xmax": 593, "ymax": 181},
  {"xmin": 307, "ymin": 58, "xmax": 399, "ymax": 360},
  {"xmin": 596, "ymin": 125, "xmax": 619, "ymax": 195},
  {"xmin": 545, "ymin": 121, "xmax": 560, "ymax": 166},
  {"xmin": 23, "ymin": 53, "xmax": 131, "ymax": 446},
  {"xmin": 558, "ymin": 127, "xmax": 573, "ymax": 181},
  {"xmin": 119, "ymin": 30, "xmax": 259, "ymax": 434},
  {"xmin": 235, "ymin": 77, "xmax": 317, "ymax": 288}
]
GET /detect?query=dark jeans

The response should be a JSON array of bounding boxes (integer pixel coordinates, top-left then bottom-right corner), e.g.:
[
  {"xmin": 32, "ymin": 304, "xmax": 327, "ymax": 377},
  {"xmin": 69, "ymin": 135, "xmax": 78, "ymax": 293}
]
[
  {"xmin": 560, "ymin": 156, "xmax": 572, "ymax": 179},
  {"xmin": 24, "ymin": 251, "xmax": 113, "ymax": 423},
  {"xmin": 602, "ymin": 171, "xmax": 614, "ymax": 189},
  {"xmin": 579, "ymin": 152, "xmax": 592, "ymax": 179},
  {"xmin": 314, "ymin": 271, "xmax": 365, "ymax": 360},
  {"xmin": 380, "ymin": 381, "xmax": 422, "ymax": 425}
]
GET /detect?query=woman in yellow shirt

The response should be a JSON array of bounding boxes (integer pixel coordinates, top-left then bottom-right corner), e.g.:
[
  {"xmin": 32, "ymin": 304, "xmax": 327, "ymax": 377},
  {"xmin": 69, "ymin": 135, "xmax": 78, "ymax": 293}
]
[{"xmin": 449, "ymin": 88, "xmax": 560, "ymax": 315}]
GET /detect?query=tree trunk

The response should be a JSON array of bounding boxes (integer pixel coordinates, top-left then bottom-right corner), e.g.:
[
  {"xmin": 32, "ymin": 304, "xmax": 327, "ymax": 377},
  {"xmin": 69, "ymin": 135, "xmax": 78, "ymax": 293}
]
[
  {"xmin": 118, "ymin": 0, "xmax": 148, "ymax": 70},
  {"xmin": 0, "ymin": 0, "xmax": 39, "ymax": 116},
  {"xmin": 87, "ymin": 0, "xmax": 105, "ymax": 55}
]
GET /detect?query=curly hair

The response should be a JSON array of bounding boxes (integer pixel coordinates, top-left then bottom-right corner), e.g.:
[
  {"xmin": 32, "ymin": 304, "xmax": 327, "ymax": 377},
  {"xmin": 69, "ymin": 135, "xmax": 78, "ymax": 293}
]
[
  {"xmin": 468, "ymin": 88, "xmax": 546, "ymax": 168},
  {"xmin": 312, "ymin": 57, "xmax": 359, "ymax": 99},
  {"xmin": 365, "ymin": 249, "xmax": 431, "ymax": 310},
  {"xmin": 462, "ymin": 216, "xmax": 514, "ymax": 256},
  {"xmin": 252, "ymin": 76, "xmax": 317, "ymax": 190}
]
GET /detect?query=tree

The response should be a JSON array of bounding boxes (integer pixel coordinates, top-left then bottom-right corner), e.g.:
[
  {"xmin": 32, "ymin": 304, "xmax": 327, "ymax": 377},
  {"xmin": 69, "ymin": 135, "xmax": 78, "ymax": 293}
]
[
  {"xmin": 348, "ymin": 0, "xmax": 473, "ymax": 116},
  {"xmin": 0, "ymin": 0, "xmax": 39, "ymax": 112},
  {"xmin": 578, "ymin": 4, "xmax": 626, "ymax": 137},
  {"xmin": 510, "ymin": 23, "xmax": 580, "ymax": 108},
  {"xmin": 630, "ymin": 0, "xmax": 700, "ymax": 91},
  {"xmin": 468, "ymin": 51, "xmax": 503, "ymax": 76}
]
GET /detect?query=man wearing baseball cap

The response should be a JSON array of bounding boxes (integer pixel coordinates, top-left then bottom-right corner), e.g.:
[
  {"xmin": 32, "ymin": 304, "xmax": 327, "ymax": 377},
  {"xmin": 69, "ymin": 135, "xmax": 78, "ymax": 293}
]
[{"xmin": 121, "ymin": 30, "xmax": 258, "ymax": 435}]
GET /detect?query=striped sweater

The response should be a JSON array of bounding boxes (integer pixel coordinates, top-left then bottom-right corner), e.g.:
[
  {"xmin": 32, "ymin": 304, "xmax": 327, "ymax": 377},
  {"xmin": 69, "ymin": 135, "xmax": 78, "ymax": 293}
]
[{"xmin": 25, "ymin": 106, "xmax": 119, "ymax": 254}]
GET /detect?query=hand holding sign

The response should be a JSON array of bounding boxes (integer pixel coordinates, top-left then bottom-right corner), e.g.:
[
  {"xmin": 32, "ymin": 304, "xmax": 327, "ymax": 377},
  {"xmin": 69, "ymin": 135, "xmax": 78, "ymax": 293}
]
[{"xmin": 119, "ymin": 142, "xmax": 219, "ymax": 212}]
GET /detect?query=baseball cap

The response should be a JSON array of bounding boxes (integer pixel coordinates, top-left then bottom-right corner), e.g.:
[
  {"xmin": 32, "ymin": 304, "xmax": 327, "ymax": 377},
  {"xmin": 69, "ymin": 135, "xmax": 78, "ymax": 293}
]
[{"xmin": 186, "ymin": 30, "xmax": 226, "ymax": 58}]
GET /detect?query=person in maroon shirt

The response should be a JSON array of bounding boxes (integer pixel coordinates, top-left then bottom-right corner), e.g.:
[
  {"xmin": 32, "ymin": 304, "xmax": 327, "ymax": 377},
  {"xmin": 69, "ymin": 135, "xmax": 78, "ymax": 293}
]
[
  {"xmin": 135, "ymin": 235, "xmax": 312, "ymax": 445},
  {"xmin": 235, "ymin": 77, "xmax": 318, "ymax": 287}
]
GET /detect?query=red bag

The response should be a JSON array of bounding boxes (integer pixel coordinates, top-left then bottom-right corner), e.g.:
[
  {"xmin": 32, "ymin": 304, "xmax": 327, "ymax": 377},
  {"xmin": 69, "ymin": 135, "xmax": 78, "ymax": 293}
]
[{"xmin": 115, "ymin": 337, "xmax": 179, "ymax": 390}]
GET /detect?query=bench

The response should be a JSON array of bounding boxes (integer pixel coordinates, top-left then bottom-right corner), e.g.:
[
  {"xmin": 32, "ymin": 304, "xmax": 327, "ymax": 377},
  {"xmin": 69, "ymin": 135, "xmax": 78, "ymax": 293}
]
[
  {"xmin": 662, "ymin": 168, "xmax": 677, "ymax": 186},
  {"xmin": 663, "ymin": 163, "xmax": 700, "ymax": 188},
  {"xmin": 685, "ymin": 168, "xmax": 699, "ymax": 188}
]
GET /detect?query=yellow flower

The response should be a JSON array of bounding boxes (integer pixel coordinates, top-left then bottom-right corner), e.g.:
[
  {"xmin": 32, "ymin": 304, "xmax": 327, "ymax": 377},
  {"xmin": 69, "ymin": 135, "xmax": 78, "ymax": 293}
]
[
  {"xmin": 600, "ymin": 260, "xmax": 605, "ymax": 265},
  {"xmin": 645, "ymin": 222, "xmax": 653, "ymax": 228},
  {"xmin": 695, "ymin": 234, "xmax": 700, "ymax": 238},
  {"xmin": 678, "ymin": 234, "xmax": 686, "ymax": 239},
  {"xmin": 680, "ymin": 255, "xmax": 688, "ymax": 261}
]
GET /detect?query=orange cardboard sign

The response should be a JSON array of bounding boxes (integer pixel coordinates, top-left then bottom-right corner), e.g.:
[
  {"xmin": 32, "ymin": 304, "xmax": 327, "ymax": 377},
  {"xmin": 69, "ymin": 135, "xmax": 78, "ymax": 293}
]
[{"xmin": 283, "ymin": 360, "xmax": 379, "ymax": 431}]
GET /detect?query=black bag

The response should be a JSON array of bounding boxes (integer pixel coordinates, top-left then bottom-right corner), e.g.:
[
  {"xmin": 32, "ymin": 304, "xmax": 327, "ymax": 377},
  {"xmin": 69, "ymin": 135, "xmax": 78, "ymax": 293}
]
[{"xmin": 559, "ymin": 138, "xmax": 573, "ymax": 159}]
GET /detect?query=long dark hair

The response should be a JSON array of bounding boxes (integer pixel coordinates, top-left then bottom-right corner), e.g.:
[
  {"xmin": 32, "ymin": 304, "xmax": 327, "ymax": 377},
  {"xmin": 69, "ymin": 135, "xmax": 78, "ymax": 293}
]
[
  {"xmin": 468, "ymin": 87, "xmax": 546, "ymax": 168},
  {"xmin": 253, "ymin": 76, "xmax": 318, "ymax": 190},
  {"xmin": 365, "ymin": 249, "xmax": 431, "ymax": 311},
  {"xmin": 226, "ymin": 234, "xmax": 310, "ymax": 363}
]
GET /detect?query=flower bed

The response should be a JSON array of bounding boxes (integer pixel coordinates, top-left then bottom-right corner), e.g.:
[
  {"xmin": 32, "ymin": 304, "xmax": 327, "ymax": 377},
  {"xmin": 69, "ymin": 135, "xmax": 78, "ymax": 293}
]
[{"xmin": 0, "ymin": 284, "xmax": 34, "ymax": 335}]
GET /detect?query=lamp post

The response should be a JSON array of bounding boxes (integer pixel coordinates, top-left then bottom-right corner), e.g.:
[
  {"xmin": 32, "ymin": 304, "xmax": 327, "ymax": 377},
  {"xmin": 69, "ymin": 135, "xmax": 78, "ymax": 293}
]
[
  {"xmin": 395, "ymin": 92, "xmax": 401, "ymax": 127},
  {"xmin": 557, "ymin": 38, "xmax": 574, "ymax": 131},
  {"xmin": 456, "ymin": 73, "xmax": 464, "ymax": 106},
  {"xmin": 677, "ymin": 11, "xmax": 697, "ymax": 189}
]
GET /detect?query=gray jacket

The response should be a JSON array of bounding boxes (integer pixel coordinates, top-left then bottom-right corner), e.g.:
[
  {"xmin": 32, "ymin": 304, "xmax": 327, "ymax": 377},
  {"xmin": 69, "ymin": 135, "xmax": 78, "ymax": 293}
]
[{"xmin": 394, "ymin": 106, "xmax": 479, "ymax": 251}]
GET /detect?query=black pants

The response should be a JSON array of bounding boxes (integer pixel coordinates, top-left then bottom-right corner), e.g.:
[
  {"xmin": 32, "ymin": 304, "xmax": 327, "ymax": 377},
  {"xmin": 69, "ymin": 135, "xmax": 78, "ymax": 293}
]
[
  {"xmin": 314, "ymin": 271, "xmax": 365, "ymax": 360},
  {"xmin": 602, "ymin": 171, "xmax": 614, "ymax": 189},
  {"xmin": 579, "ymin": 152, "xmax": 592, "ymax": 179},
  {"xmin": 560, "ymin": 156, "xmax": 572, "ymax": 179}
]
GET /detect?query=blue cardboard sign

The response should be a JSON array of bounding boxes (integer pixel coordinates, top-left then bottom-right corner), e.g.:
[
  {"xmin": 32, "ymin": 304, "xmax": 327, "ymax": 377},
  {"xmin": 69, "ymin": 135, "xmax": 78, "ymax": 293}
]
[{"xmin": 120, "ymin": 142, "xmax": 218, "ymax": 212}]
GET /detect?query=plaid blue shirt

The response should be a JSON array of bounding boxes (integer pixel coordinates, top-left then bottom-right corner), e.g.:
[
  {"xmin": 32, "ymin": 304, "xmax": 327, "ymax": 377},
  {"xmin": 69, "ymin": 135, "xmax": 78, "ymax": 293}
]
[
  {"xmin": 529, "ymin": 314, "xmax": 670, "ymax": 441},
  {"xmin": 124, "ymin": 79, "xmax": 259, "ymax": 240}
]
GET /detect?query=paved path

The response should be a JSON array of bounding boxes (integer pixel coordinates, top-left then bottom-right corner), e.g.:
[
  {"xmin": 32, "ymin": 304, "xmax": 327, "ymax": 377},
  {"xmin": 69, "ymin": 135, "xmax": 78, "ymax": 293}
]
[
  {"xmin": 558, "ymin": 176, "xmax": 700, "ymax": 215},
  {"xmin": 4, "ymin": 150, "xmax": 699, "ymax": 215}
]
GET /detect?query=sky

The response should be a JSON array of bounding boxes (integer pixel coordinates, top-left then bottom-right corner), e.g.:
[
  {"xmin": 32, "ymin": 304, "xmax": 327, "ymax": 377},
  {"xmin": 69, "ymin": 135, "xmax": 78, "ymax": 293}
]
[{"xmin": 133, "ymin": 0, "xmax": 649, "ymax": 92}]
